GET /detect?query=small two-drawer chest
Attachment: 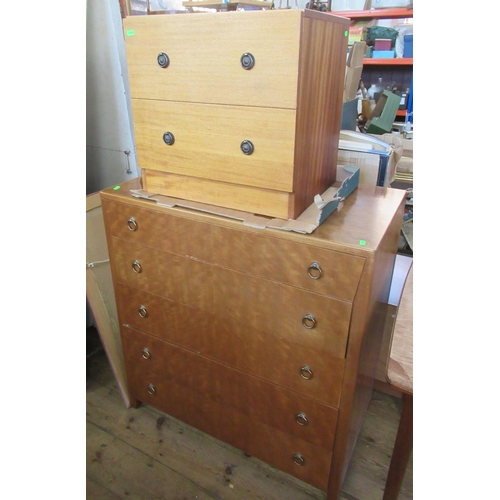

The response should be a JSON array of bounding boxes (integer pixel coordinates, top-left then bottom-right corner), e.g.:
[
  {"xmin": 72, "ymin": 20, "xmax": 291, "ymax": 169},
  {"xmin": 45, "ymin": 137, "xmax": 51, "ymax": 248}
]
[
  {"xmin": 101, "ymin": 178, "xmax": 405, "ymax": 499},
  {"xmin": 122, "ymin": 9, "xmax": 350, "ymax": 219}
]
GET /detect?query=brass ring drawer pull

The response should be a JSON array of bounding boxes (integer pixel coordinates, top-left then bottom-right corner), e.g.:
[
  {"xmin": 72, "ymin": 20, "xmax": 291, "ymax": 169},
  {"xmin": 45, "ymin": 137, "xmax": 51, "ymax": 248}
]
[
  {"xmin": 147, "ymin": 383, "xmax": 156, "ymax": 395},
  {"xmin": 127, "ymin": 217, "xmax": 138, "ymax": 231},
  {"xmin": 142, "ymin": 348, "xmax": 151, "ymax": 360},
  {"xmin": 132, "ymin": 260, "xmax": 142, "ymax": 273},
  {"xmin": 293, "ymin": 453, "xmax": 305, "ymax": 466},
  {"xmin": 295, "ymin": 412, "xmax": 308, "ymax": 426},
  {"xmin": 307, "ymin": 262, "xmax": 322, "ymax": 279},
  {"xmin": 138, "ymin": 305, "xmax": 148, "ymax": 318},
  {"xmin": 299, "ymin": 365, "xmax": 313, "ymax": 380},
  {"xmin": 302, "ymin": 313, "xmax": 316, "ymax": 329}
]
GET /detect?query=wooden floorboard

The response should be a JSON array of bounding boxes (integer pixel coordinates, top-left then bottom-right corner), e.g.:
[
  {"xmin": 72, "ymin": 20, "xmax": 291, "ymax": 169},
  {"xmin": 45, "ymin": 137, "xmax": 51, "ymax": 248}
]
[{"xmin": 86, "ymin": 329, "xmax": 412, "ymax": 500}]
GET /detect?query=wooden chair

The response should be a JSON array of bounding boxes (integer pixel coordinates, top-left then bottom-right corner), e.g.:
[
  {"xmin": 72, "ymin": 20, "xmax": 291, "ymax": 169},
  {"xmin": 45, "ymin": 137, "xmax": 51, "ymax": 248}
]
[{"xmin": 383, "ymin": 262, "xmax": 413, "ymax": 500}]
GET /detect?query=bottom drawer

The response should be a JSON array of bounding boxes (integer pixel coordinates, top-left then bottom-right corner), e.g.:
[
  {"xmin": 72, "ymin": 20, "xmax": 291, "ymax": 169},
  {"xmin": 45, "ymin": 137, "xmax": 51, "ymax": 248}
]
[
  {"xmin": 122, "ymin": 326, "xmax": 334, "ymax": 490},
  {"xmin": 142, "ymin": 169, "xmax": 294, "ymax": 219}
]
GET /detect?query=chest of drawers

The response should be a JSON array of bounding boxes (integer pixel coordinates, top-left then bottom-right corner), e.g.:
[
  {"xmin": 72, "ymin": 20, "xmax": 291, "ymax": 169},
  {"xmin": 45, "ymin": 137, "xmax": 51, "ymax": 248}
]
[
  {"xmin": 122, "ymin": 9, "xmax": 349, "ymax": 219},
  {"xmin": 101, "ymin": 178, "xmax": 405, "ymax": 498}
]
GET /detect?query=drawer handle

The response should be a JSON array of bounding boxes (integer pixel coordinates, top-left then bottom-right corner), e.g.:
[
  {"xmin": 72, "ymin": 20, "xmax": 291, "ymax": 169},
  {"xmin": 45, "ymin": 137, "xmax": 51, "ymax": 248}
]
[
  {"xmin": 299, "ymin": 365, "xmax": 313, "ymax": 380},
  {"xmin": 295, "ymin": 412, "xmax": 308, "ymax": 426},
  {"xmin": 127, "ymin": 217, "xmax": 138, "ymax": 231},
  {"xmin": 157, "ymin": 52, "xmax": 170, "ymax": 68},
  {"xmin": 147, "ymin": 383, "xmax": 156, "ymax": 395},
  {"xmin": 302, "ymin": 313, "xmax": 316, "ymax": 329},
  {"xmin": 138, "ymin": 305, "xmax": 148, "ymax": 318},
  {"xmin": 293, "ymin": 453, "xmax": 305, "ymax": 466},
  {"xmin": 307, "ymin": 262, "xmax": 322, "ymax": 280},
  {"xmin": 163, "ymin": 131, "xmax": 175, "ymax": 146},
  {"xmin": 142, "ymin": 348, "xmax": 151, "ymax": 360},
  {"xmin": 132, "ymin": 260, "xmax": 142, "ymax": 273},
  {"xmin": 240, "ymin": 140, "xmax": 254, "ymax": 155},
  {"xmin": 240, "ymin": 52, "xmax": 255, "ymax": 70}
]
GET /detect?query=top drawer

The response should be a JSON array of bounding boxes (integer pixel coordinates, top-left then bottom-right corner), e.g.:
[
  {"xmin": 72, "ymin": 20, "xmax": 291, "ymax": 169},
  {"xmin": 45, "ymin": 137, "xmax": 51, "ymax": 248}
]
[
  {"xmin": 102, "ymin": 199, "xmax": 364, "ymax": 302},
  {"xmin": 122, "ymin": 9, "xmax": 301, "ymax": 109}
]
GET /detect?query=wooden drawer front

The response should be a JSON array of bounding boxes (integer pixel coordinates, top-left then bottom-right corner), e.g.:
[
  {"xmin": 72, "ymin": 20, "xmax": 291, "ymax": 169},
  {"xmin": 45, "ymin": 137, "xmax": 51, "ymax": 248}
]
[
  {"xmin": 215, "ymin": 267, "xmax": 352, "ymax": 357},
  {"xmin": 132, "ymin": 99, "xmax": 296, "ymax": 192},
  {"xmin": 122, "ymin": 10, "xmax": 301, "ymax": 109},
  {"xmin": 122, "ymin": 326, "xmax": 338, "ymax": 453},
  {"xmin": 111, "ymin": 238, "xmax": 352, "ymax": 357},
  {"xmin": 102, "ymin": 199, "xmax": 212, "ymax": 262},
  {"xmin": 110, "ymin": 238, "xmax": 213, "ymax": 311},
  {"xmin": 116, "ymin": 283, "xmax": 345, "ymax": 407},
  {"xmin": 103, "ymin": 199, "xmax": 364, "ymax": 302},
  {"xmin": 212, "ymin": 225, "xmax": 365, "ymax": 302}
]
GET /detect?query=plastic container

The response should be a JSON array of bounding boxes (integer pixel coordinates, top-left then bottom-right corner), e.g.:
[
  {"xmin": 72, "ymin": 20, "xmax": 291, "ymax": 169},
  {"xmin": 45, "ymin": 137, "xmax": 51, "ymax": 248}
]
[{"xmin": 404, "ymin": 34, "xmax": 413, "ymax": 57}]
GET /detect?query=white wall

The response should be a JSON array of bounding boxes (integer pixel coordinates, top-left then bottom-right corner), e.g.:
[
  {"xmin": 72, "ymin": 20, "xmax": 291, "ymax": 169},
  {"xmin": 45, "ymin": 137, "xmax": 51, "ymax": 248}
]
[{"xmin": 86, "ymin": 0, "xmax": 140, "ymax": 195}]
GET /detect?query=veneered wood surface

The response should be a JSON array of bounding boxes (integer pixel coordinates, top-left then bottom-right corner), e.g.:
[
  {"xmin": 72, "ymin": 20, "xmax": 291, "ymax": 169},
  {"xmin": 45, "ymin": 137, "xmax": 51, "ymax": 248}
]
[
  {"xmin": 100, "ymin": 179, "xmax": 405, "ymax": 499},
  {"xmin": 109, "ymin": 237, "xmax": 352, "ymax": 357},
  {"xmin": 121, "ymin": 326, "xmax": 334, "ymax": 490},
  {"xmin": 292, "ymin": 13, "xmax": 349, "ymax": 218},
  {"xmin": 387, "ymin": 264, "xmax": 413, "ymax": 394},
  {"xmin": 115, "ymin": 282, "xmax": 346, "ymax": 407},
  {"xmin": 101, "ymin": 179, "xmax": 405, "ymax": 259},
  {"xmin": 87, "ymin": 344, "xmax": 413, "ymax": 500},
  {"xmin": 326, "ymin": 193, "xmax": 405, "ymax": 499},
  {"xmin": 102, "ymin": 197, "xmax": 365, "ymax": 301},
  {"xmin": 132, "ymin": 99, "xmax": 296, "ymax": 191},
  {"xmin": 123, "ymin": 9, "xmax": 302, "ymax": 109},
  {"xmin": 144, "ymin": 169, "xmax": 293, "ymax": 219},
  {"xmin": 123, "ymin": 9, "xmax": 349, "ymax": 219}
]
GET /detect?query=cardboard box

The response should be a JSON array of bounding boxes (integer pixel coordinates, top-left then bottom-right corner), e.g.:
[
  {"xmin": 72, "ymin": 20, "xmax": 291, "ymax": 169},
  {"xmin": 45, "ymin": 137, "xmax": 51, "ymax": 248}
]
[
  {"xmin": 341, "ymin": 99, "xmax": 358, "ymax": 131},
  {"xmin": 366, "ymin": 90, "xmax": 401, "ymax": 134},
  {"xmin": 338, "ymin": 130, "xmax": 402, "ymax": 186},
  {"xmin": 344, "ymin": 41, "xmax": 366, "ymax": 102},
  {"xmin": 374, "ymin": 39, "xmax": 392, "ymax": 50},
  {"xmin": 348, "ymin": 19, "xmax": 375, "ymax": 45}
]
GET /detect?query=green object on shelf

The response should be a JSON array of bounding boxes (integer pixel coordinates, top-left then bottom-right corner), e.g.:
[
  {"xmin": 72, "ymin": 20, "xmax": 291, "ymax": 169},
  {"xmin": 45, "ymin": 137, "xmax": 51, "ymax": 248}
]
[{"xmin": 366, "ymin": 90, "xmax": 400, "ymax": 135}]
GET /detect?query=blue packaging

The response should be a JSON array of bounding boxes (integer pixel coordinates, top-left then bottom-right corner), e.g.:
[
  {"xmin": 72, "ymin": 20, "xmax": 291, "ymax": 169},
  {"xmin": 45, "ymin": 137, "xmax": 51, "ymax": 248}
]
[
  {"xmin": 404, "ymin": 34, "xmax": 413, "ymax": 58},
  {"xmin": 372, "ymin": 50, "xmax": 395, "ymax": 58}
]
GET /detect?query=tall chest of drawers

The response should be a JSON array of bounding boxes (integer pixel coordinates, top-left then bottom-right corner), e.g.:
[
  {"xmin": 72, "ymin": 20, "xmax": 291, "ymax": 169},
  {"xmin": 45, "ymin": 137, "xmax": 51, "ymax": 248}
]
[
  {"xmin": 122, "ymin": 9, "xmax": 349, "ymax": 219},
  {"xmin": 101, "ymin": 179, "xmax": 405, "ymax": 499}
]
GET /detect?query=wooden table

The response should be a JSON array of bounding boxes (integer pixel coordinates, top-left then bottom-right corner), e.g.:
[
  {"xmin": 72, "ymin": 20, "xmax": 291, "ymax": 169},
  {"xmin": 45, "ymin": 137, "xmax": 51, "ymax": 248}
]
[{"xmin": 383, "ymin": 263, "xmax": 413, "ymax": 499}]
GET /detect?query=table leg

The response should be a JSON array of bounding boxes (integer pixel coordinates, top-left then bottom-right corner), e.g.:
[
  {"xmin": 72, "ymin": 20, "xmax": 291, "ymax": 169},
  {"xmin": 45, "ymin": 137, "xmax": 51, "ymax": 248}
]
[{"xmin": 383, "ymin": 392, "xmax": 413, "ymax": 500}]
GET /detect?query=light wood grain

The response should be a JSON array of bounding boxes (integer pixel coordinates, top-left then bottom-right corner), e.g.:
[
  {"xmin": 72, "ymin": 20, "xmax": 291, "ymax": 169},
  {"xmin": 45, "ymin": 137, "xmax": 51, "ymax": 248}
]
[
  {"xmin": 115, "ymin": 282, "xmax": 347, "ymax": 407},
  {"xmin": 123, "ymin": 9, "xmax": 302, "ymax": 109},
  {"xmin": 387, "ymin": 264, "xmax": 413, "ymax": 394},
  {"xmin": 132, "ymin": 99, "xmax": 296, "ymax": 191},
  {"xmin": 144, "ymin": 169, "xmax": 293, "ymax": 218},
  {"xmin": 102, "ymin": 197, "xmax": 366, "ymax": 301},
  {"xmin": 123, "ymin": 9, "xmax": 350, "ymax": 219},
  {"xmin": 100, "ymin": 179, "xmax": 406, "ymax": 499}
]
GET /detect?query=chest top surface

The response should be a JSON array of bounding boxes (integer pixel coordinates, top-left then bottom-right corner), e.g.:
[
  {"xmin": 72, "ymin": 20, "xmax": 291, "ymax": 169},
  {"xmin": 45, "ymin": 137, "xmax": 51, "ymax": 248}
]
[{"xmin": 100, "ymin": 178, "xmax": 405, "ymax": 258}]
